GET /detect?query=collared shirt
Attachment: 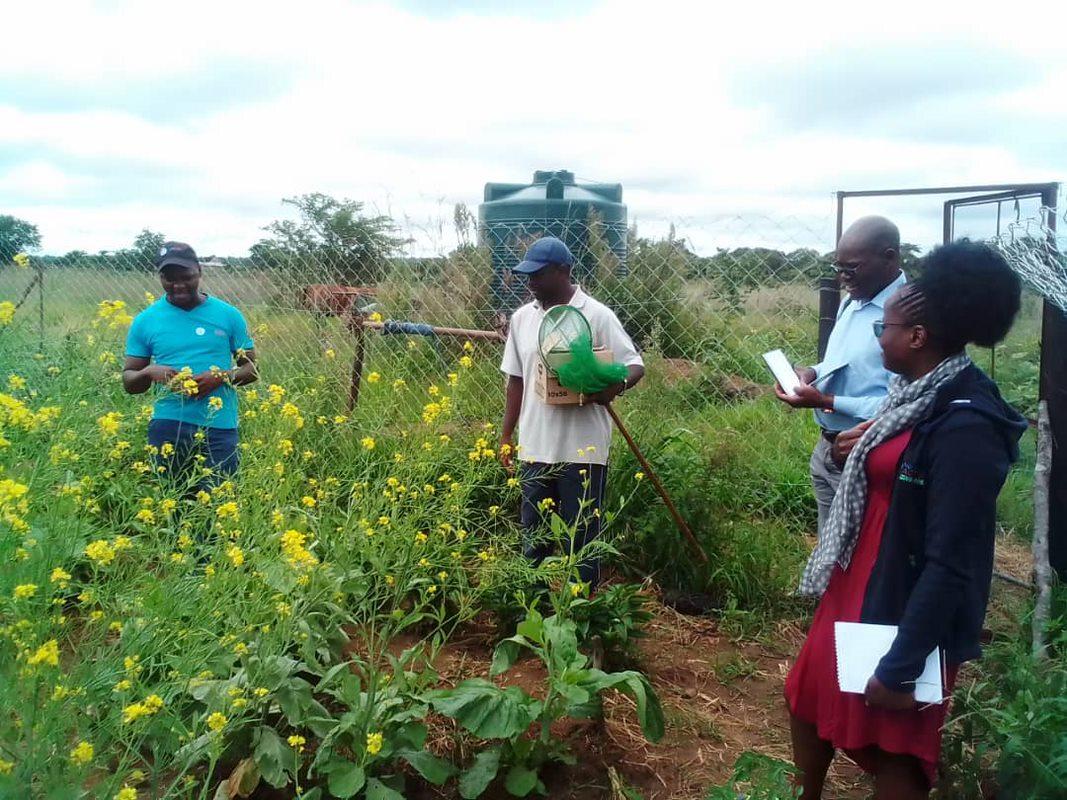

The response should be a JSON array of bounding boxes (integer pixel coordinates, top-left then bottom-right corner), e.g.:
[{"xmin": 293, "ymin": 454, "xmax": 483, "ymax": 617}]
[
  {"xmin": 812, "ymin": 272, "xmax": 906, "ymax": 432},
  {"xmin": 126, "ymin": 296, "xmax": 254, "ymax": 429},
  {"xmin": 500, "ymin": 286, "xmax": 643, "ymax": 465}
]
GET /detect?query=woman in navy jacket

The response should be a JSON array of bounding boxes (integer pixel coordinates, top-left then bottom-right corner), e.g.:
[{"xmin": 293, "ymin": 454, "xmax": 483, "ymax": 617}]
[{"xmin": 785, "ymin": 240, "xmax": 1028, "ymax": 799}]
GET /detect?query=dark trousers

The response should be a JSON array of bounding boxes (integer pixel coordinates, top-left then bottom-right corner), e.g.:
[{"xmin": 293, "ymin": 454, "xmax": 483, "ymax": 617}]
[
  {"xmin": 520, "ymin": 462, "xmax": 607, "ymax": 588},
  {"xmin": 148, "ymin": 418, "xmax": 239, "ymax": 494}
]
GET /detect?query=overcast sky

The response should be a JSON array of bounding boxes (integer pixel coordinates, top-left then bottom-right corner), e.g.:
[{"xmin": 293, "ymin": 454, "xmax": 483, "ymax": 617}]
[{"xmin": 2, "ymin": 0, "xmax": 1064, "ymax": 256}]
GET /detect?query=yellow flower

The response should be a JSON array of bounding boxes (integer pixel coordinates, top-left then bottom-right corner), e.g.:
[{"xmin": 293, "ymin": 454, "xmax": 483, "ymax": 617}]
[
  {"xmin": 7, "ymin": 374, "xmax": 26, "ymax": 391},
  {"xmin": 361, "ymin": 436, "xmax": 375, "ymax": 450},
  {"xmin": 366, "ymin": 731, "xmax": 384, "ymax": 755},
  {"xmin": 208, "ymin": 396, "xmax": 223, "ymax": 411},
  {"xmin": 122, "ymin": 694, "xmax": 164, "ymax": 723},
  {"xmin": 437, "ymin": 571, "xmax": 449, "ymax": 581},
  {"xmin": 113, "ymin": 679, "xmax": 132, "ymax": 692},
  {"xmin": 367, "ymin": 371, "xmax": 381, "ymax": 384},
  {"xmin": 368, "ymin": 311, "xmax": 383, "ymax": 323},
  {"xmin": 50, "ymin": 567, "xmax": 72, "ymax": 584},
  {"xmin": 85, "ymin": 539, "xmax": 116, "ymax": 566},
  {"xmin": 459, "ymin": 355, "xmax": 473, "ymax": 369},
  {"xmin": 135, "ymin": 508, "xmax": 156, "ymax": 524},
  {"xmin": 414, "ymin": 532, "xmax": 428, "ymax": 545},
  {"xmin": 0, "ymin": 301, "xmax": 15, "ymax": 326},
  {"xmin": 288, "ymin": 734, "xmax": 306, "ymax": 752},
  {"xmin": 70, "ymin": 740, "xmax": 94, "ymax": 765},
  {"xmin": 27, "ymin": 639, "xmax": 60, "ymax": 668},
  {"xmin": 463, "ymin": 340, "xmax": 474, "ymax": 352},
  {"xmin": 216, "ymin": 501, "xmax": 239, "ymax": 519},
  {"xmin": 324, "ymin": 348, "xmax": 336, "ymax": 360},
  {"xmin": 392, "ymin": 378, "xmax": 406, "ymax": 390},
  {"xmin": 301, "ymin": 495, "xmax": 316, "ymax": 508},
  {"xmin": 507, "ymin": 477, "xmax": 520, "ymax": 489},
  {"xmin": 634, "ymin": 471, "xmax": 645, "ymax": 481},
  {"xmin": 114, "ymin": 787, "xmax": 137, "ymax": 800},
  {"xmin": 384, "ymin": 574, "xmax": 395, "ymax": 586},
  {"xmin": 226, "ymin": 545, "xmax": 245, "ymax": 567},
  {"xmin": 13, "ymin": 252, "xmax": 30, "ymax": 269},
  {"xmin": 538, "ymin": 497, "xmax": 555, "ymax": 512},
  {"xmin": 206, "ymin": 712, "xmax": 228, "ymax": 732},
  {"xmin": 97, "ymin": 412, "xmax": 123, "ymax": 437},
  {"xmin": 13, "ymin": 583, "xmax": 37, "ymax": 599},
  {"xmin": 196, "ymin": 490, "xmax": 212, "ymax": 505}
]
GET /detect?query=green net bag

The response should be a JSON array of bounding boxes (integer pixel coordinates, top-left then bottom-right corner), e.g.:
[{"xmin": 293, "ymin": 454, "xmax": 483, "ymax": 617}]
[{"xmin": 538, "ymin": 305, "xmax": 627, "ymax": 395}]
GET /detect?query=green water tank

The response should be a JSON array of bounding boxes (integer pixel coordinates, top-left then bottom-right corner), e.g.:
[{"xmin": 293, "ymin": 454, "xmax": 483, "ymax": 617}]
[{"xmin": 479, "ymin": 169, "xmax": 627, "ymax": 310}]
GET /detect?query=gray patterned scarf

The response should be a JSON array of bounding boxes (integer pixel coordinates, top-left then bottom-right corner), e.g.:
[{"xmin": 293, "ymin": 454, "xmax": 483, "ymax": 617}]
[{"xmin": 797, "ymin": 353, "xmax": 972, "ymax": 597}]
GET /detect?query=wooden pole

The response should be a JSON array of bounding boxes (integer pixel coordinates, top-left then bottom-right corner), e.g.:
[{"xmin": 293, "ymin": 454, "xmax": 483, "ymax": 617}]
[
  {"xmin": 1032, "ymin": 401, "xmax": 1053, "ymax": 660},
  {"xmin": 605, "ymin": 403, "xmax": 708, "ymax": 563},
  {"xmin": 347, "ymin": 320, "xmax": 366, "ymax": 413}
]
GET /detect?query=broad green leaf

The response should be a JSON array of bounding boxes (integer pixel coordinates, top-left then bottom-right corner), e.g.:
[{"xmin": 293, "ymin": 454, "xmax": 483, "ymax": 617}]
[
  {"xmin": 426, "ymin": 679, "xmax": 540, "ymax": 739},
  {"xmin": 365, "ymin": 777, "xmax": 405, "ymax": 800},
  {"xmin": 516, "ymin": 608, "xmax": 544, "ymax": 644},
  {"xmin": 393, "ymin": 721, "xmax": 428, "ymax": 750},
  {"xmin": 276, "ymin": 677, "xmax": 313, "ymax": 726},
  {"xmin": 491, "ymin": 639, "xmax": 523, "ymax": 677},
  {"xmin": 578, "ymin": 670, "xmax": 665, "ymax": 742},
  {"xmin": 253, "ymin": 726, "xmax": 291, "ymax": 788},
  {"xmin": 543, "ymin": 616, "xmax": 585, "ymax": 673},
  {"xmin": 398, "ymin": 748, "xmax": 456, "ymax": 785},
  {"xmin": 459, "ymin": 747, "xmax": 501, "ymax": 799},
  {"xmin": 504, "ymin": 764, "xmax": 539, "ymax": 797},
  {"xmin": 326, "ymin": 760, "xmax": 365, "ymax": 798}
]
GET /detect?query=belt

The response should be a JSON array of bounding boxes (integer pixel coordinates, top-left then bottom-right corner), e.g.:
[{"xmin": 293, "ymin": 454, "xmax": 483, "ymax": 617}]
[{"xmin": 821, "ymin": 429, "xmax": 840, "ymax": 443}]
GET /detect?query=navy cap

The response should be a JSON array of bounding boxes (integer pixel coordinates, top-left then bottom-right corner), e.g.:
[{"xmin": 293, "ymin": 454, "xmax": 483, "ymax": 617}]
[
  {"xmin": 156, "ymin": 241, "xmax": 200, "ymax": 271},
  {"xmin": 513, "ymin": 236, "xmax": 574, "ymax": 274}
]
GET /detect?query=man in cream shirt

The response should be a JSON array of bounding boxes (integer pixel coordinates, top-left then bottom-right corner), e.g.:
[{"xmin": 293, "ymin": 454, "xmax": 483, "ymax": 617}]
[{"xmin": 500, "ymin": 237, "xmax": 645, "ymax": 589}]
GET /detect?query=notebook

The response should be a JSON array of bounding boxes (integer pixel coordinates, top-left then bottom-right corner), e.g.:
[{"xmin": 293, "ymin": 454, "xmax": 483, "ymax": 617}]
[{"xmin": 834, "ymin": 621, "xmax": 944, "ymax": 704}]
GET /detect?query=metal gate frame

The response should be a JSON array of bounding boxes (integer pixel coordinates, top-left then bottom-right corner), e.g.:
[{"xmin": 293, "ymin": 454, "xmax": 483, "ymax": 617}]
[{"xmin": 827, "ymin": 182, "xmax": 1064, "ymax": 577}]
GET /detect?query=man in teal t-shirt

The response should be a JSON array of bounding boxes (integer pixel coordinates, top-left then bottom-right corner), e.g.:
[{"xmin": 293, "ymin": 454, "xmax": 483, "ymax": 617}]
[{"xmin": 123, "ymin": 241, "xmax": 258, "ymax": 490}]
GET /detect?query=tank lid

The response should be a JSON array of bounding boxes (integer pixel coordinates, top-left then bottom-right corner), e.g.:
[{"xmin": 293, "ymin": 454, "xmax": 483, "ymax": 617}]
[{"xmin": 532, "ymin": 169, "xmax": 575, "ymax": 185}]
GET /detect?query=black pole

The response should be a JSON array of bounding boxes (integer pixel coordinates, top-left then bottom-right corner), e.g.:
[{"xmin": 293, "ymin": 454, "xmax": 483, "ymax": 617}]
[
  {"xmin": 819, "ymin": 194, "xmax": 845, "ymax": 360},
  {"xmin": 1037, "ymin": 185, "xmax": 1066, "ymax": 578}
]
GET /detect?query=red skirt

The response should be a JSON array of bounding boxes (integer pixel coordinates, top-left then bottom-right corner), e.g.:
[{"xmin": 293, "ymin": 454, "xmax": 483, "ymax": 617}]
[{"xmin": 784, "ymin": 430, "xmax": 957, "ymax": 786}]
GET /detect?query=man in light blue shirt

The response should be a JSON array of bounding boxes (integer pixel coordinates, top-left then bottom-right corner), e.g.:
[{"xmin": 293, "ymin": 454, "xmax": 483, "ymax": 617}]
[
  {"xmin": 123, "ymin": 241, "xmax": 258, "ymax": 491},
  {"xmin": 775, "ymin": 217, "xmax": 905, "ymax": 539}
]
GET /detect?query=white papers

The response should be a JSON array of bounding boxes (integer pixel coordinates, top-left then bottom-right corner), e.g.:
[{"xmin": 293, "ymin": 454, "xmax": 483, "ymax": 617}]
[
  {"xmin": 763, "ymin": 349, "xmax": 800, "ymax": 395},
  {"xmin": 834, "ymin": 621, "xmax": 943, "ymax": 704}
]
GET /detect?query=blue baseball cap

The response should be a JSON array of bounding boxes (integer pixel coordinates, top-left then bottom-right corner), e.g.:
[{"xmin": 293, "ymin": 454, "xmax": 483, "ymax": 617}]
[{"xmin": 513, "ymin": 236, "xmax": 574, "ymax": 274}]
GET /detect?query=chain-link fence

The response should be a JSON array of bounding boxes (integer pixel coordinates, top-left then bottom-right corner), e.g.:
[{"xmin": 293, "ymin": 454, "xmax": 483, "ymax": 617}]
[{"xmin": 0, "ymin": 211, "xmax": 1054, "ymax": 538}]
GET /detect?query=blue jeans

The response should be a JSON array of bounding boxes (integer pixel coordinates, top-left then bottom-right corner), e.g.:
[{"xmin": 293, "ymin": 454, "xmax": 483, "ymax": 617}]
[
  {"xmin": 520, "ymin": 462, "xmax": 607, "ymax": 588},
  {"xmin": 147, "ymin": 419, "xmax": 238, "ymax": 493}
]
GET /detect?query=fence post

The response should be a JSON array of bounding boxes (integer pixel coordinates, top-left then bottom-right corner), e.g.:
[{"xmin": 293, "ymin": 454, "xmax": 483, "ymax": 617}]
[
  {"xmin": 347, "ymin": 312, "xmax": 366, "ymax": 413},
  {"xmin": 819, "ymin": 193, "xmax": 845, "ymax": 359},
  {"xmin": 1037, "ymin": 186, "xmax": 1066, "ymax": 578}
]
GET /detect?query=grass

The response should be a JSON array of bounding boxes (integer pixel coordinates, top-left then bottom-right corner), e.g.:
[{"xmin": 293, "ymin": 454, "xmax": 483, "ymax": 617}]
[{"xmin": 0, "ymin": 264, "xmax": 1048, "ymax": 797}]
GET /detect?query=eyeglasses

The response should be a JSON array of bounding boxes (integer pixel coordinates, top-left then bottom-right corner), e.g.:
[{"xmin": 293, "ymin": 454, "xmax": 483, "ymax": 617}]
[
  {"xmin": 829, "ymin": 261, "xmax": 862, "ymax": 276},
  {"xmin": 873, "ymin": 320, "xmax": 911, "ymax": 337}
]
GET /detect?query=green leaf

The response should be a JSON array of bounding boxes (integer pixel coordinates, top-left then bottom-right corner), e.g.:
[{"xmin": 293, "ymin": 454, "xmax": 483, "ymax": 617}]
[
  {"xmin": 459, "ymin": 747, "xmax": 502, "ymax": 799},
  {"xmin": 516, "ymin": 608, "xmax": 544, "ymax": 644},
  {"xmin": 578, "ymin": 670, "xmax": 665, "ymax": 742},
  {"xmin": 398, "ymin": 748, "xmax": 456, "ymax": 785},
  {"xmin": 326, "ymin": 761, "xmax": 365, "ymax": 798},
  {"xmin": 543, "ymin": 616, "xmax": 585, "ymax": 673},
  {"xmin": 253, "ymin": 726, "xmax": 292, "ymax": 789},
  {"xmin": 504, "ymin": 764, "xmax": 539, "ymax": 797},
  {"xmin": 276, "ymin": 677, "xmax": 314, "ymax": 726},
  {"xmin": 425, "ymin": 679, "xmax": 540, "ymax": 739},
  {"xmin": 365, "ymin": 777, "xmax": 405, "ymax": 800},
  {"xmin": 491, "ymin": 639, "xmax": 523, "ymax": 677}
]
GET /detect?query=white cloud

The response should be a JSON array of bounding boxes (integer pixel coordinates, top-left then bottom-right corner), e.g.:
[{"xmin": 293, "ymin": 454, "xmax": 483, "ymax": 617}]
[{"xmin": 1, "ymin": 0, "xmax": 1064, "ymax": 256}]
